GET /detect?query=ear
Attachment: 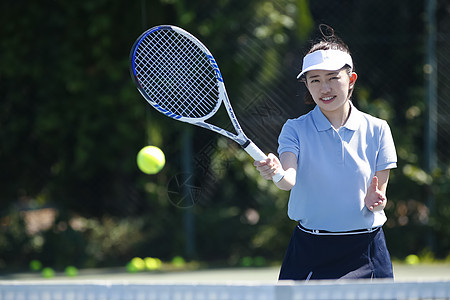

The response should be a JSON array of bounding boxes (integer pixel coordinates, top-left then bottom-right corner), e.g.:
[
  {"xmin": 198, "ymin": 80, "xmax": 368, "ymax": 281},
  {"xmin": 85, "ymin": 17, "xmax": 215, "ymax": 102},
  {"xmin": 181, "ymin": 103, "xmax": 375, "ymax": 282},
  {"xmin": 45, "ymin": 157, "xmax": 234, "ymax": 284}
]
[{"xmin": 349, "ymin": 72, "xmax": 357, "ymax": 88}]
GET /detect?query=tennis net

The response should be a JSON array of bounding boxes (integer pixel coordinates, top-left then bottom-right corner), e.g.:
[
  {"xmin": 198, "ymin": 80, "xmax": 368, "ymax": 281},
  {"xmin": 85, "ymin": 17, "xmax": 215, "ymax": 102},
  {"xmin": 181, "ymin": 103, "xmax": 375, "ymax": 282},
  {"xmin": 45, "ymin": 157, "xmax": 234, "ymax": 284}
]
[{"xmin": 0, "ymin": 280, "xmax": 449, "ymax": 300}]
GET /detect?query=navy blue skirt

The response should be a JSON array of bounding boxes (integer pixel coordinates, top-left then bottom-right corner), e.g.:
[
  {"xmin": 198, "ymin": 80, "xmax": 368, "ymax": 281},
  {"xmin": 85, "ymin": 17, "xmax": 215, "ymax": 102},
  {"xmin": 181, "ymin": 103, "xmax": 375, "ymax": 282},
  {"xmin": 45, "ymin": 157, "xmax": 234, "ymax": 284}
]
[{"xmin": 278, "ymin": 225, "xmax": 393, "ymax": 281}]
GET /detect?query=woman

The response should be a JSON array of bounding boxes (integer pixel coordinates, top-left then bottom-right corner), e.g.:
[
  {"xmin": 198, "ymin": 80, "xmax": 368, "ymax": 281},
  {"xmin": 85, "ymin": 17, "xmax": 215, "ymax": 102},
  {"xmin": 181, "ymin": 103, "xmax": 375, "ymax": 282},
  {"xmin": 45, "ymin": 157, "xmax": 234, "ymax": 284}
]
[{"xmin": 254, "ymin": 26, "xmax": 397, "ymax": 280}]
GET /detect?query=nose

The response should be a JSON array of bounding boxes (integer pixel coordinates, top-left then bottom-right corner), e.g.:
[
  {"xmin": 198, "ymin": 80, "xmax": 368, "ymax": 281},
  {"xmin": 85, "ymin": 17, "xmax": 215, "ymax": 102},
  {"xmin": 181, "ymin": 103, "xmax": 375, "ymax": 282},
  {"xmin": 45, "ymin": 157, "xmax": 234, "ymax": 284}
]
[{"xmin": 320, "ymin": 82, "xmax": 331, "ymax": 93}]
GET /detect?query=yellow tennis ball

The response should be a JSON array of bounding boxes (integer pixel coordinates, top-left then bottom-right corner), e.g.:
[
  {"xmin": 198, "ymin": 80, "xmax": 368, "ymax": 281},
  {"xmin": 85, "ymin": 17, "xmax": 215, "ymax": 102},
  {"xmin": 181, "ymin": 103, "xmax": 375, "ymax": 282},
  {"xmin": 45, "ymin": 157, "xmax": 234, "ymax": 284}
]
[
  {"xmin": 64, "ymin": 266, "xmax": 78, "ymax": 277},
  {"xmin": 137, "ymin": 146, "xmax": 165, "ymax": 174},
  {"xmin": 42, "ymin": 267, "xmax": 55, "ymax": 278},
  {"xmin": 405, "ymin": 254, "xmax": 420, "ymax": 265},
  {"xmin": 145, "ymin": 257, "xmax": 162, "ymax": 271},
  {"xmin": 131, "ymin": 257, "xmax": 146, "ymax": 271}
]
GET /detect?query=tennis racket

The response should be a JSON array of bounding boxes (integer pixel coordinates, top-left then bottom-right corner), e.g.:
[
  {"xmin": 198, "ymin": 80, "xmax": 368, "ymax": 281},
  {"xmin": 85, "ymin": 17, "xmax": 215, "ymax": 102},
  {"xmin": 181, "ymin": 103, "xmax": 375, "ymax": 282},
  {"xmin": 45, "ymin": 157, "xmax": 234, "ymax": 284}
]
[{"xmin": 129, "ymin": 25, "xmax": 284, "ymax": 182}]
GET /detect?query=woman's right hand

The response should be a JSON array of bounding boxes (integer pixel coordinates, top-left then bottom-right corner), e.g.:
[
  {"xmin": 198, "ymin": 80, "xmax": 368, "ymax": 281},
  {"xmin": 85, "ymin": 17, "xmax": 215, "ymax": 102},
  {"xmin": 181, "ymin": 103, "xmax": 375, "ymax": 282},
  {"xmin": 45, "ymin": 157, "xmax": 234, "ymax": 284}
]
[
  {"xmin": 255, "ymin": 152, "xmax": 297, "ymax": 191},
  {"xmin": 254, "ymin": 153, "xmax": 283, "ymax": 181}
]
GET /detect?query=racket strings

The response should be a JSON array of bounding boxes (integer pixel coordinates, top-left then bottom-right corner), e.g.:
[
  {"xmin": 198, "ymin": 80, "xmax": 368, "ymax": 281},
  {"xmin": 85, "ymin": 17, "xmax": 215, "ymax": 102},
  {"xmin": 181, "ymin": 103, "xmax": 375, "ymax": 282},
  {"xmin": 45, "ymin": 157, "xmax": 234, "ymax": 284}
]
[
  {"xmin": 144, "ymin": 38, "xmax": 215, "ymax": 117},
  {"xmin": 164, "ymin": 37, "xmax": 214, "ymax": 114},
  {"xmin": 164, "ymin": 39, "xmax": 219, "ymax": 116},
  {"xmin": 134, "ymin": 29, "xmax": 220, "ymax": 119}
]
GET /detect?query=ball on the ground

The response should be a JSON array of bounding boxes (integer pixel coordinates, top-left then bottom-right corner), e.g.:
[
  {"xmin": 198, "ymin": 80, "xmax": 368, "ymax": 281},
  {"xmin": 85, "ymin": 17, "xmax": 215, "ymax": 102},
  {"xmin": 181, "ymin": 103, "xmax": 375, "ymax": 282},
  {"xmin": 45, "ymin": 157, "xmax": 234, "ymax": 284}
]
[
  {"xmin": 405, "ymin": 254, "xmax": 420, "ymax": 265},
  {"xmin": 131, "ymin": 257, "xmax": 146, "ymax": 271},
  {"xmin": 126, "ymin": 261, "xmax": 139, "ymax": 273},
  {"xmin": 137, "ymin": 146, "xmax": 165, "ymax": 174},
  {"xmin": 64, "ymin": 266, "xmax": 78, "ymax": 277},
  {"xmin": 29, "ymin": 259, "xmax": 42, "ymax": 271},
  {"xmin": 240, "ymin": 256, "xmax": 253, "ymax": 267},
  {"xmin": 144, "ymin": 257, "xmax": 162, "ymax": 271},
  {"xmin": 42, "ymin": 267, "xmax": 55, "ymax": 278},
  {"xmin": 171, "ymin": 256, "xmax": 185, "ymax": 268}
]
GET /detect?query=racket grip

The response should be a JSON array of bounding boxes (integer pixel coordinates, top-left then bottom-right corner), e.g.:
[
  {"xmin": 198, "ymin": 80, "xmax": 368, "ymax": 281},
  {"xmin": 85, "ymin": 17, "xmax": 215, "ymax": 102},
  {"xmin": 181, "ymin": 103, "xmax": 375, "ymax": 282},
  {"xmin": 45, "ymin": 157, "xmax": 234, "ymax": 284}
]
[
  {"xmin": 242, "ymin": 140, "xmax": 285, "ymax": 183},
  {"xmin": 242, "ymin": 140, "xmax": 267, "ymax": 161}
]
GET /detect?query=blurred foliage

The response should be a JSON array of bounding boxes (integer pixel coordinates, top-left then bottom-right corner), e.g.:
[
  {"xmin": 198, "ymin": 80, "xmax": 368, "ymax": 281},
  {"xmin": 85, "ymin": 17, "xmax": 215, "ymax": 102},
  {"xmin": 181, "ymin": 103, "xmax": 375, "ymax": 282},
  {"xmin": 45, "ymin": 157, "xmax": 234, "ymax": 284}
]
[{"xmin": 0, "ymin": 0, "xmax": 449, "ymax": 271}]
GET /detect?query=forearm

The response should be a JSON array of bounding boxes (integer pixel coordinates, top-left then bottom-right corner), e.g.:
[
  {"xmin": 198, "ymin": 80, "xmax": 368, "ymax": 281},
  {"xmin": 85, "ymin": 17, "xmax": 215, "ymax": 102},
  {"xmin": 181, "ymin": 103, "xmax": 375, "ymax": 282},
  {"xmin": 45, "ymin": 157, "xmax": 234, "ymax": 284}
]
[
  {"xmin": 274, "ymin": 152, "xmax": 297, "ymax": 190},
  {"xmin": 274, "ymin": 168, "xmax": 296, "ymax": 191}
]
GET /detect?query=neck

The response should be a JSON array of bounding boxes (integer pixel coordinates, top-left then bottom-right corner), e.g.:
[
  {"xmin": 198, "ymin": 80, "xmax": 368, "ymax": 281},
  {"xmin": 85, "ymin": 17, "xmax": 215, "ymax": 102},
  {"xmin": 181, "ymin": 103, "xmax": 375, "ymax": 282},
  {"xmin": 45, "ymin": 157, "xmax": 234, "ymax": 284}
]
[{"xmin": 322, "ymin": 101, "xmax": 351, "ymax": 130}]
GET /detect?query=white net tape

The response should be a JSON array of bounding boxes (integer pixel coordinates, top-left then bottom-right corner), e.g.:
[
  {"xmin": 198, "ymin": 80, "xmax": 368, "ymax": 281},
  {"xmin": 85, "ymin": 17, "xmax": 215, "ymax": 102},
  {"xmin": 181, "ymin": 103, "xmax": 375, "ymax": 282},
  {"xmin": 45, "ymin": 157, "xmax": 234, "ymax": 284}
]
[{"xmin": 1, "ymin": 280, "xmax": 449, "ymax": 300}]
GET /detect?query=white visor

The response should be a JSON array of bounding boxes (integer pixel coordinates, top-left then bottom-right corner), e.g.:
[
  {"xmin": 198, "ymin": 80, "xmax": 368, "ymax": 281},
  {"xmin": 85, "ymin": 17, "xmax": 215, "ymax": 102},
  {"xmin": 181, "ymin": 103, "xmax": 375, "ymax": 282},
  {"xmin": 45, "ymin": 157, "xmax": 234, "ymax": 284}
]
[{"xmin": 297, "ymin": 50, "xmax": 353, "ymax": 79}]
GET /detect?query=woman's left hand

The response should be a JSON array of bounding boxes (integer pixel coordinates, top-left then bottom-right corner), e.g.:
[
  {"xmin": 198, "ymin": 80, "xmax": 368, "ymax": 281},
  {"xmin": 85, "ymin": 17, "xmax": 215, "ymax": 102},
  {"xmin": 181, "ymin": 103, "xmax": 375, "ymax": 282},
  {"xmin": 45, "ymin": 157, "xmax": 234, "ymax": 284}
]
[{"xmin": 364, "ymin": 176, "xmax": 387, "ymax": 211}]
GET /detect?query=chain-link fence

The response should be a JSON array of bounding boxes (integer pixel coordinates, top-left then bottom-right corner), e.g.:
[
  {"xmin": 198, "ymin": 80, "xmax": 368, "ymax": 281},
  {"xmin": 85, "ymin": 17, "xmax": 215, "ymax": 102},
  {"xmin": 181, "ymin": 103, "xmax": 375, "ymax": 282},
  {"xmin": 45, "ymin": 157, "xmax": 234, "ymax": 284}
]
[{"xmin": 436, "ymin": 2, "xmax": 450, "ymax": 165}]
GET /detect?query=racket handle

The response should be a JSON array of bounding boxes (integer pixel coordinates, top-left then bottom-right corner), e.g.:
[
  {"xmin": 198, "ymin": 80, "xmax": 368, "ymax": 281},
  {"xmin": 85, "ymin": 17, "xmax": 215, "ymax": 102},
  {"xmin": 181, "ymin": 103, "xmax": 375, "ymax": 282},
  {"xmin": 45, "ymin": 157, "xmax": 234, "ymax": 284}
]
[{"xmin": 242, "ymin": 140, "xmax": 285, "ymax": 183}]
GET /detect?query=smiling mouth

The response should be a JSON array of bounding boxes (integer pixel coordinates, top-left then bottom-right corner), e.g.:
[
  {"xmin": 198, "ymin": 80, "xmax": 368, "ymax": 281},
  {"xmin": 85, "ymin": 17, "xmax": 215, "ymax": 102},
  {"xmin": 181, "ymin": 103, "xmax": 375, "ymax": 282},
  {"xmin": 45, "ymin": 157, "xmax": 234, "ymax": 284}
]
[{"xmin": 321, "ymin": 96, "xmax": 335, "ymax": 102}]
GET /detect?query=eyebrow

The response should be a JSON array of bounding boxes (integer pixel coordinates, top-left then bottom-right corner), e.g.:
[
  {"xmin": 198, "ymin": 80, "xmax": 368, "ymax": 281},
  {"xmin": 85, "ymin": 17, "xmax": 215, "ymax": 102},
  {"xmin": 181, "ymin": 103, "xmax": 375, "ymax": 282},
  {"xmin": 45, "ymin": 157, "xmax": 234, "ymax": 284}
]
[{"xmin": 307, "ymin": 71, "xmax": 340, "ymax": 79}]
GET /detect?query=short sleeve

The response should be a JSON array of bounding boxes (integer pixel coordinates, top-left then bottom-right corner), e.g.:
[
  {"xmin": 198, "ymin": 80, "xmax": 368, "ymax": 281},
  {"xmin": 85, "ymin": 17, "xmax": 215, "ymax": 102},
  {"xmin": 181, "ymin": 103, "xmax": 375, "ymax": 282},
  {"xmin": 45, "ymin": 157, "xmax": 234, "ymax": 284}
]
[
  {"xmin": 277, "ymin": 120, "xmax": 300, "ymax": 157},
  {"xmin": 376, "ymin": 121, "xmax": 397, "ymax": 171}
]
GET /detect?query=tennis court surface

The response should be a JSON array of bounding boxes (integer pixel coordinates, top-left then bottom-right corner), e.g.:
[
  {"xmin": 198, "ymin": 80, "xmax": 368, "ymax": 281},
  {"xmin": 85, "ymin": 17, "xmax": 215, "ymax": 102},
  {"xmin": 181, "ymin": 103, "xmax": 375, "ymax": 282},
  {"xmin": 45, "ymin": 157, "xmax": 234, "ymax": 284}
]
[{"xmin": 1, "ymin": 264, "xmax": 449, "ymax": 299}]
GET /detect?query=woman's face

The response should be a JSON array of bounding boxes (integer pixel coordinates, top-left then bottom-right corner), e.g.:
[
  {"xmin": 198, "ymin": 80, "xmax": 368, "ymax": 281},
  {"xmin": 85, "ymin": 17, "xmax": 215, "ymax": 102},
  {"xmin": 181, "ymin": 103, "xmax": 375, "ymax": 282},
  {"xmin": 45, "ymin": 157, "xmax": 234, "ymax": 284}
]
[{"xmin": 305, "ymin": 68, "xmax": 356, "ymax": 115}]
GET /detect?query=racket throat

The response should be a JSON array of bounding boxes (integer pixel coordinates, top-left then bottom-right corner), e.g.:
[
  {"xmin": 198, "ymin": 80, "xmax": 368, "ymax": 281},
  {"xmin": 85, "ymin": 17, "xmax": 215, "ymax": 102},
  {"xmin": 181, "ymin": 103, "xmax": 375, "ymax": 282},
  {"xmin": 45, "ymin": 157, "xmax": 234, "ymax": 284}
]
[{"xmin": 241, "ymin": 139, "xmax": 252, "ymax": 150}]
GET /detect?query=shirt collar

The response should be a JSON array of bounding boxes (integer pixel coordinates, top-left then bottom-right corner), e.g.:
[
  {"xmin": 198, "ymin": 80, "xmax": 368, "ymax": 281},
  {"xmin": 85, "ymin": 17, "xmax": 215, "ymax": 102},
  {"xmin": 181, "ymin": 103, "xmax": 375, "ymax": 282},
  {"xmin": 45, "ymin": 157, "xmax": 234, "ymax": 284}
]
[
  {"xmin": 343, "ymin": 102, "xmax": 362, "ymax": 131},
  {"xmin": 312, "ymin": 101, "xmax": 362, "ymax": 132},
  {"xmin": 312, "ymin": 105, "xmax": 332, "ymax": 132}
]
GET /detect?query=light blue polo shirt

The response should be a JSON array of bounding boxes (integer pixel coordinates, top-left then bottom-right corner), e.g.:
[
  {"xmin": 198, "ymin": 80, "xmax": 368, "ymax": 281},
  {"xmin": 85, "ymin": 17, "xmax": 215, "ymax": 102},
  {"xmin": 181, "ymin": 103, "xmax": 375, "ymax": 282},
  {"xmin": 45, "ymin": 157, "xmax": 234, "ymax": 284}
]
[{"xmin": 278, "ymin": 102, "xmax": 397, "ymax": 231}]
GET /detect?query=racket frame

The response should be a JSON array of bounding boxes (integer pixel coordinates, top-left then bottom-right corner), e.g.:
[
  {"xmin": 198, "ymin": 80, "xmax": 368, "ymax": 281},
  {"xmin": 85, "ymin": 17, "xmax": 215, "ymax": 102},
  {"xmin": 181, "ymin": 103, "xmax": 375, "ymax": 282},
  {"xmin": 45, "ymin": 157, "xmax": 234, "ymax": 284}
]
[{"xmin": 130, "ymin": 25, "xmax": 284, "ymax": 182}]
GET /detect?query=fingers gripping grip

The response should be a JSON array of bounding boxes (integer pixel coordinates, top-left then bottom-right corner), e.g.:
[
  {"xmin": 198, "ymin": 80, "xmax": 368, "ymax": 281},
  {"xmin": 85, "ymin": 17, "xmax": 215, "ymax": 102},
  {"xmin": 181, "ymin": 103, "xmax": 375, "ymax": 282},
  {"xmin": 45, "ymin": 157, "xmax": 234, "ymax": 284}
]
[{"xmin": 242, "ymin": 140, "xmax": 284, "ymax": 183}]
